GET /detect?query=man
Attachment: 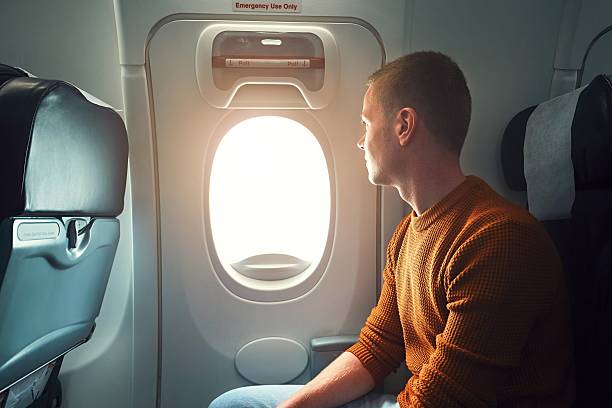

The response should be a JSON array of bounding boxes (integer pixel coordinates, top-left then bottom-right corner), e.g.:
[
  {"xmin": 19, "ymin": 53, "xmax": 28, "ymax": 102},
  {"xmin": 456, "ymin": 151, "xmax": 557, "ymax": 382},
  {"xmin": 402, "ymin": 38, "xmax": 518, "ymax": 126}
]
[{"xmin": 210, "ymin": 51, "xmax": 575, "ymax": 407}]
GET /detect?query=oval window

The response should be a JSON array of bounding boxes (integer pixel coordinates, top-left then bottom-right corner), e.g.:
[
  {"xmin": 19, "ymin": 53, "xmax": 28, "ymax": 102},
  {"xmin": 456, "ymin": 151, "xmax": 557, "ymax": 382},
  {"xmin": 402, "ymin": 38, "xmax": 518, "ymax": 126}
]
[{"xmin": 209, "ymin": 116, "xmax": 331, "ymax": 282}]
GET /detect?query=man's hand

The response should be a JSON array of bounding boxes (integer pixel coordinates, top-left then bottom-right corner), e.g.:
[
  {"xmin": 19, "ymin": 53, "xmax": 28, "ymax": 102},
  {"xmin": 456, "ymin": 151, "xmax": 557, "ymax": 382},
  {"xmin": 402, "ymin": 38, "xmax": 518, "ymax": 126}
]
[{"xmin": 277, "ymin": 352, "xmax": 375, "ymax": 408}]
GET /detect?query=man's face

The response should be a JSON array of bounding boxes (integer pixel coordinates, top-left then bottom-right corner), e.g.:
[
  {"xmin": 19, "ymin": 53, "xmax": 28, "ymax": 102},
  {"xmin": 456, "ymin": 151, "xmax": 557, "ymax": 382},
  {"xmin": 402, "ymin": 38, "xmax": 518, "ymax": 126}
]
[{"xmin": 357, "ymin": 86, "xmax": 397, "ymax": 186}]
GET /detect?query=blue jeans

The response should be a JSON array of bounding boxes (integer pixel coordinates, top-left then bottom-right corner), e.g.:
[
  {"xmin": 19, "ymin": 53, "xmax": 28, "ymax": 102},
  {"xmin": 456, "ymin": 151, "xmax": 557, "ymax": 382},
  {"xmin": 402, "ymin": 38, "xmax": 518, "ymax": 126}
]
[{"xmin": 209, "ymin": 385, "xmax": 399, "ymax": 408}]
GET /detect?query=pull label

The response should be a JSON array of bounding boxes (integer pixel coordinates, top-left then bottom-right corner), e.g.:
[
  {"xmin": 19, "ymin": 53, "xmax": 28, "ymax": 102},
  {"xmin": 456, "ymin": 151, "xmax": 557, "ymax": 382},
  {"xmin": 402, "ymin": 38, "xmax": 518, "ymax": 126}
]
[
  {"xmin": 225, "ymin": 58, "xmax": 310, "ymax": 68},
  {"xmin": 232, "ymin": 1, "xmax": 302, "ymax": 13}
]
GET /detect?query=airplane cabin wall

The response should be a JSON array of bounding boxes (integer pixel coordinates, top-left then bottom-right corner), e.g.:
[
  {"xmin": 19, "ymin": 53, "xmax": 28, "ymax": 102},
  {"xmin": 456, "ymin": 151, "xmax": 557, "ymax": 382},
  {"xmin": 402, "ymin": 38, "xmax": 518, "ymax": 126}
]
[
  {"xmin": 0, "ymin": 0, "xmax": 605, "ymax": 407},
  {"xmin": 569, "ymin": 0, "xmax": 612, "ymax": 84},
  {"xmin": 0, "ymin": 1, "xmax": 124, "ymax": 109},
  {"xmin": 405, "ymin": 0, "xmax": 566, "ymax": 206}
]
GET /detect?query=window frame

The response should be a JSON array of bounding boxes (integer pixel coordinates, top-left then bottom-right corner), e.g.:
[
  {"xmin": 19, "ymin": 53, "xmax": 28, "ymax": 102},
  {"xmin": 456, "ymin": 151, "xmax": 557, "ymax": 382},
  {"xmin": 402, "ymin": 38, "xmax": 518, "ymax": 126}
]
[{"xmin": 202, "ymin": 109, "xmax": 336, "ymax": 302}]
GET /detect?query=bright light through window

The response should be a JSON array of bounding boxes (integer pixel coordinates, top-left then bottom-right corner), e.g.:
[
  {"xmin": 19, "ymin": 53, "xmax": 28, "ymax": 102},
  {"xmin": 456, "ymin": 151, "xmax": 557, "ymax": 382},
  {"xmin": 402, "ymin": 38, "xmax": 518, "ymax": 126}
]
[{"xmin": 209, "ymin": 116, "xmax": 330, "ymax": 280}]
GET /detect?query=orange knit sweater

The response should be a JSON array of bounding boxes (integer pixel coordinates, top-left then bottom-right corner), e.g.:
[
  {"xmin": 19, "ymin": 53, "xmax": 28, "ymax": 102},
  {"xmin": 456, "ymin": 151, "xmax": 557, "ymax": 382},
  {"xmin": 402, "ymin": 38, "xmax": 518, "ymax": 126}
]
[{"xmin": 347, "ymin": 176, "xmax": 575, "ymax": 407}]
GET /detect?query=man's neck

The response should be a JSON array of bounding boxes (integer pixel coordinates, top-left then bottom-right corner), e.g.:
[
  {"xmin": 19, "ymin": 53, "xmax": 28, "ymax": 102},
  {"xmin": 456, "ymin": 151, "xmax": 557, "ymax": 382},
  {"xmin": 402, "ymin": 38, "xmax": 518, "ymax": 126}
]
[{"xmin": 396, "ymin": 162, "xmax": 466, "ymax": 216}]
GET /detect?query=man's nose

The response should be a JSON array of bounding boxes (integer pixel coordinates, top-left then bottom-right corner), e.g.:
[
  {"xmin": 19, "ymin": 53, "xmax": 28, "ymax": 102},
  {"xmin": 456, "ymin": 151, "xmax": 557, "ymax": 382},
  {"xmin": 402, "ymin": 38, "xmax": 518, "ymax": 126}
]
[{"xmin": 357, "ymin": 134, "xmax": 365, "ymax": 150}]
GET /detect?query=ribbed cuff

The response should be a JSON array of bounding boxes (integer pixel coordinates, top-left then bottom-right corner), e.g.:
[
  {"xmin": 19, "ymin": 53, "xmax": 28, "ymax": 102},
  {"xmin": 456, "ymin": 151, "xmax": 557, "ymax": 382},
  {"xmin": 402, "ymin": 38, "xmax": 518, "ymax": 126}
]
[{"xmin": 346, "ymin": 342, "xmax": 391, "ymax": 384}]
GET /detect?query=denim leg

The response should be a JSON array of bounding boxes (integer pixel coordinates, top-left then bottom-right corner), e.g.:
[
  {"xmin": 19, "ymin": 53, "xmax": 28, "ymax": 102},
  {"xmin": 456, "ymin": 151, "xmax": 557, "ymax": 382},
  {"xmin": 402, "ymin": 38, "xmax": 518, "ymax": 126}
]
[
  {"xmin": 342, "ymin": 392, "xmax": 399, "ymax": 408},
  {"xmin": 208, "ymin": 385, "xmax": 303, "ymax": 408},
  {"xmin": 209, "ymin": 385, "xmax": 398, "ymax": 408}
]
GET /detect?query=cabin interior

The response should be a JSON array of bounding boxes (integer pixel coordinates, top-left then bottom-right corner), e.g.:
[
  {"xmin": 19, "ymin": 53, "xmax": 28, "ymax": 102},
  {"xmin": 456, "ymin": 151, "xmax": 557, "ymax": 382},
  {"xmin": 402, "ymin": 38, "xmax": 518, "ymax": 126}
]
[{"xmin": 0, "ymin": 0, "xmax": 610, "ymax": 407}]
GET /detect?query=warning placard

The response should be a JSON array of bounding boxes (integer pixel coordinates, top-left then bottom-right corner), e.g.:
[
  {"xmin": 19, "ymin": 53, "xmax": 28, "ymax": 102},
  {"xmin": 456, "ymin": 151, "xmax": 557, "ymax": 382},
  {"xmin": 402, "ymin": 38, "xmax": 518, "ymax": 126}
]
[{"xmin": 232, "ymin": 0, "xmax": 302, "ymax": 13}]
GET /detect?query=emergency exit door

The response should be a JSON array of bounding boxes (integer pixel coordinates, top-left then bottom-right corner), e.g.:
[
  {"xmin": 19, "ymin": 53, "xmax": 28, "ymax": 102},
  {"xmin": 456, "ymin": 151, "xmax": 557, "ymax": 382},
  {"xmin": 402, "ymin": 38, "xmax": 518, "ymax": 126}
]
[{"xmin": 147, "ymin": 17, "xmax": 385, "ymax": 406}]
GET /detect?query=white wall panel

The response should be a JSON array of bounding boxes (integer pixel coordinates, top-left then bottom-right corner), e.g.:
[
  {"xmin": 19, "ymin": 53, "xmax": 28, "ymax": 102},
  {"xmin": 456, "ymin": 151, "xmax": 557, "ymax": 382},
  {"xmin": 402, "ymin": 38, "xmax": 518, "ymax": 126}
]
[
  {"xmin": 571, "ymin": 0, "xmax": 612, "ymax": 84},
  {"xmin": 570, "ymin": 0, "xmax": 612, "ymax": 68},
  {"xmin": 0, "ymin": 0, "xmax": 123, "ymax": 109},
  {"xmin": 408, "ymin": 0, "xmax": 565, "ymax": 203}
]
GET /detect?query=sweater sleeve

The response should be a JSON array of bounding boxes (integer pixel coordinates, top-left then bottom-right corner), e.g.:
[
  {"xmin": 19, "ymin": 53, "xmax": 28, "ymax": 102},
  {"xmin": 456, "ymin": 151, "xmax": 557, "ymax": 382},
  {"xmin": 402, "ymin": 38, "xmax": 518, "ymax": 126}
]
[
  {"xmin": 400, "ymin": 220, "xmax": 561, "ymax": 407},
  {"xmin": 346, "ymin": 216, "xmax": 411, "ymax": 384}
]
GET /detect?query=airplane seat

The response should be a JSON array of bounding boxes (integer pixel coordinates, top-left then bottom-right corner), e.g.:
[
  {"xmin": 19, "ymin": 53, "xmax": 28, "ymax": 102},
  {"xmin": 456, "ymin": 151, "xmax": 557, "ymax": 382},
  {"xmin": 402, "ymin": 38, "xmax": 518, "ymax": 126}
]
[
  {"xmin": 0, "ymin": 64, "xmax": 128, "ymax": 407},
  {"xmin": 501, "ymin": 74, "xmax": 612, "ymax": 407}
]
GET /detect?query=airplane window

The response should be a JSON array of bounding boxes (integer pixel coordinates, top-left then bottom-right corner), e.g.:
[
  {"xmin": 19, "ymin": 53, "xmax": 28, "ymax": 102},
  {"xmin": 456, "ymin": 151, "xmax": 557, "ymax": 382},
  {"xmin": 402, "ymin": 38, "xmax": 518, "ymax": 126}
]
[{"xmin": 209, "ymin": 116, "xmax": 330, "ymax": 281}]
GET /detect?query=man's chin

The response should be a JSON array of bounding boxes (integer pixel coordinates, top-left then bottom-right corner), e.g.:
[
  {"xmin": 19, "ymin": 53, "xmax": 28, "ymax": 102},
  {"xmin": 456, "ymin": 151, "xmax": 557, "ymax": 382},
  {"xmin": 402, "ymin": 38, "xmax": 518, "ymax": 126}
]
[{"xmin": 368, "ymin": 172, "xmax": 388, "ymax": 186}]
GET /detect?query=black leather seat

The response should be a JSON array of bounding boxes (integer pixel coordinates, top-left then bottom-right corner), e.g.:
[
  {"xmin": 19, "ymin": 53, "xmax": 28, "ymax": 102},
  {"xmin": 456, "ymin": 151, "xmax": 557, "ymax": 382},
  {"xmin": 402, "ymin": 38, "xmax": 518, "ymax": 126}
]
[
  {"xmin": 502, "ymin": 75, "xmax": 612, "ymax": 407},
  {"xmin": 0, "ymin": 64, "xmax": 128, "ymax": 405}
]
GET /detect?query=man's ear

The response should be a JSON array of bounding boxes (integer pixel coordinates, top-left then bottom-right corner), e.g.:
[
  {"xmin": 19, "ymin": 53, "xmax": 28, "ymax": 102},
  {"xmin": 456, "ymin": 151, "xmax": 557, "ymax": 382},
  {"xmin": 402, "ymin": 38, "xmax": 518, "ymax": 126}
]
[{"xmin": 396, "ymin": 107, "xmax": 417, "ymax": 147}]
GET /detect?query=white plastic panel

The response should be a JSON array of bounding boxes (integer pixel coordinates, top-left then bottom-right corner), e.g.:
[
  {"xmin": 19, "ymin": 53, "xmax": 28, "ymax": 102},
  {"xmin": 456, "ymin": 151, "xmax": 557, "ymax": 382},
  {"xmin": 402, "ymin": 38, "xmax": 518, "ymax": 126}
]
[
  {"xmin": 235, "ymin": 337, "xmax": 308, "ymax": 384},
  {"xmin": 148, "ymin": 18, "xmax": 383, "ymax": 407},
  {"xmin": 59, "ymin": 170, "xmax": 134, "ymax": 408},
  {"xmin": 196, "ymin": 23, "xmax": 339, "ymax": 109}
]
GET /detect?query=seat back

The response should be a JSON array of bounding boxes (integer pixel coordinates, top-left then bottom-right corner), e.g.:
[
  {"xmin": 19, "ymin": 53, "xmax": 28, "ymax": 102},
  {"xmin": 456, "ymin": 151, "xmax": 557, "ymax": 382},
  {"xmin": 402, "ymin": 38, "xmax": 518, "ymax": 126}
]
[
  {"xmin": 0, "ymin": 64, "xmax": 128, "ymax": 394},
  {"xmin": 502, "ymin": 75, "xmax": 612, "ymax": 407}
]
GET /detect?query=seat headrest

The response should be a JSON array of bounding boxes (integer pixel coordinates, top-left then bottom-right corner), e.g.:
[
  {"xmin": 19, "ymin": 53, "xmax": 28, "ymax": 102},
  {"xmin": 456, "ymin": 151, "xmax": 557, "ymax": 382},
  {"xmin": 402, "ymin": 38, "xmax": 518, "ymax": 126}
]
[
  {"xmin": 0, "ymin": 64, "xmax": 128, "ymax": 219},
  {"xmin": 0, "ymin": 64, "xmax": 27, "ymax": 89},
  {"xmin": 502, "ymin": 75, "xmax": 612, "ymax": 192}
]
